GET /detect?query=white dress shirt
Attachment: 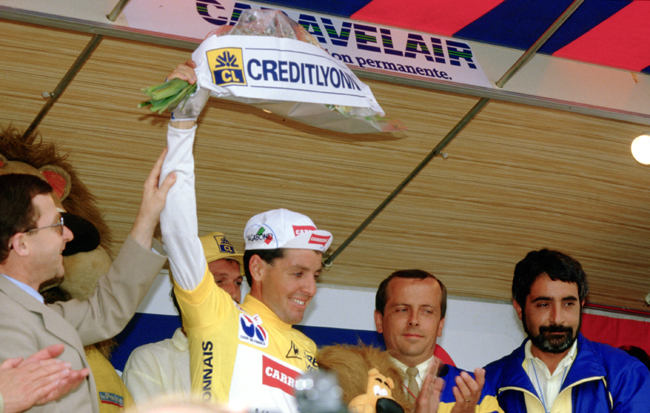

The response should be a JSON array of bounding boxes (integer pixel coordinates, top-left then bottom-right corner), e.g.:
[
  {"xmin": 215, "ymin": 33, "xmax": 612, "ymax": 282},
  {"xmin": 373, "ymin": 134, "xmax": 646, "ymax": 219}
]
[
  {"xmin": 523, "ymin": 339, "xmax": 578, "ymax": 413},
  {"xmin": 390, "ymin": 355, "xmax": 437, "ymax": 389}
]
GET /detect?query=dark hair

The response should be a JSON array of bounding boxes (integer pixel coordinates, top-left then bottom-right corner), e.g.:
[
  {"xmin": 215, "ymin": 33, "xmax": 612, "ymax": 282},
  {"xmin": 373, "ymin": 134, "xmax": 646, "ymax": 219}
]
[
  {"xmin": 375, "ymin": 269, "xmax": 447, "ymax": 318},
  {"xmin": 243, "ymin": 248, "xmax": 285, "ymax": 287},
  {"xmin": 0, "ymin": 174, "xmax": 53, "ymax": 262},
  {"xmin": 513, "ymin": 249, "xmax": 589, "ymax": 309},
  {"xmin": 620, "ymin": 345, "xmax": 650, "ymax": 372}
]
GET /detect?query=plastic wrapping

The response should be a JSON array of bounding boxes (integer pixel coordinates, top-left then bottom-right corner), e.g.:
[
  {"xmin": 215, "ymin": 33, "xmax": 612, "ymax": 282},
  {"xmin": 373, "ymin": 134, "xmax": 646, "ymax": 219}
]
[{"xmin": 195, "ymin": 10, "xmax": 405, "ymax": 133}]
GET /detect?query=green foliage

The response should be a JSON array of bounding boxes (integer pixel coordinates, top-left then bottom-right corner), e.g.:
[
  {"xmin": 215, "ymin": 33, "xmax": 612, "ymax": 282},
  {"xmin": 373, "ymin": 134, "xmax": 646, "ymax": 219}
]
[{"xmin": 139, "ymin": 79, "xmax": 198, "ymax": 114}]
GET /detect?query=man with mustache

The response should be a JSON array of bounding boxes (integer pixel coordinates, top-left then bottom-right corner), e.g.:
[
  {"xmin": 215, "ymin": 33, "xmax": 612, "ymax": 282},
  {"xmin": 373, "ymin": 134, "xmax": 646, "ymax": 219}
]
[{"xmin": 484, "ymin": 249, "xmax": 650, "ymax": 412}]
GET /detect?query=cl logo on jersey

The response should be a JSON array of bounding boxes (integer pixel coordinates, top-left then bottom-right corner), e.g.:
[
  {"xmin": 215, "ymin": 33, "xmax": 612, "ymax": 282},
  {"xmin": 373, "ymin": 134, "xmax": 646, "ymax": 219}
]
[
  {"xmin": 207, "ymin": 48, "xmax": 247, "ymax": 86},
  {"xmin": 239, "ymin": 314, "xmax": 268, "ymax": 348}
]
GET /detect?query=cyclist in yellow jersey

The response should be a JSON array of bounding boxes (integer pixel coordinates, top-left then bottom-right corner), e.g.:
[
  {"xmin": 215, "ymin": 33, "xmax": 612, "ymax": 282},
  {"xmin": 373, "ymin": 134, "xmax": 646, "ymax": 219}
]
[{"xmin": 158, "ymin": 60, "xmax": 333, "ymax": 413}]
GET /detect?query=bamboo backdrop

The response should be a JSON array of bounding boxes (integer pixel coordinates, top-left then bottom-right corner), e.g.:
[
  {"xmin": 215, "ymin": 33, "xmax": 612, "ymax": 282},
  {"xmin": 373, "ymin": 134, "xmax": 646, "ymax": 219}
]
[{"xmin": 1, "ymin": 20, "xmax": 649, "ymax": 311}]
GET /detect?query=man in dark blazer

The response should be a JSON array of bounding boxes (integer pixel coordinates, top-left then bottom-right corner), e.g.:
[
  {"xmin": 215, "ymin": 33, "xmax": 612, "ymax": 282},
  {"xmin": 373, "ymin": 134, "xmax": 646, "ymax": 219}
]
[{"xmin": 0, "ymin": 149, "xmax": 175, "ymax": 413}]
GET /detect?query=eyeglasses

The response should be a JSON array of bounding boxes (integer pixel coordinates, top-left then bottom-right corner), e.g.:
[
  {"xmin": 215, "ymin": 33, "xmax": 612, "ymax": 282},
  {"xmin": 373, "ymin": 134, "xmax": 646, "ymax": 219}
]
[{"xmin": 24, "ymin": 217, "xmax": 65, "ymax": 235}]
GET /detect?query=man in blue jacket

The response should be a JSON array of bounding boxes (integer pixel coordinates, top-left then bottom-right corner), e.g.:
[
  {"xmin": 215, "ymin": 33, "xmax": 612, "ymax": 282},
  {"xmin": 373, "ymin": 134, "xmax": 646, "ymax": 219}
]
[{"xmin": 484, "ymin": 249, "xmax": 650, "ymax": 413}]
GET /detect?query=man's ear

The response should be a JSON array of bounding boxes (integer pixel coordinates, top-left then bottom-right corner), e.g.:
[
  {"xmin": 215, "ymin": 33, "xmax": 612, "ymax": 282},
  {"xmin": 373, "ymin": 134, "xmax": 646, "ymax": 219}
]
[
  {"xmin": 248, "ymin": 254, "xmax": 265, "ymax": 283},
  {"xmin": 374, "ymin": 310, "xmax": 383, "ymax": 333},
  {"xmin": 9, "ymin": 233, "xmax": 29, "ymax": 257},
  {"xmin": 437, "ymin": 317, "xmax": 445, "ymax": 337},
  {"xmin": 513, "ymin": 298, "xmax": 523, "ymax": 321}
]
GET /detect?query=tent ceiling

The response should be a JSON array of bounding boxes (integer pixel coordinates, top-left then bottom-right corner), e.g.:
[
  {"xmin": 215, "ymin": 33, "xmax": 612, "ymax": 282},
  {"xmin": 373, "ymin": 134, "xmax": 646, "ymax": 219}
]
[{"xmin": 1, "ymin": 16, "xmax": 650, "ymax": 313}]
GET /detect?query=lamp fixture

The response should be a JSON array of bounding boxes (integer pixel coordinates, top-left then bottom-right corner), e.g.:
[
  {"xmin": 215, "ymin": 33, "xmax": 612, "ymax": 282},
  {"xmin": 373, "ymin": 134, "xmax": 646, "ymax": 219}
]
[{"xmin": 631, "ymin": 132, "xmax": 650, "ymax": 165}]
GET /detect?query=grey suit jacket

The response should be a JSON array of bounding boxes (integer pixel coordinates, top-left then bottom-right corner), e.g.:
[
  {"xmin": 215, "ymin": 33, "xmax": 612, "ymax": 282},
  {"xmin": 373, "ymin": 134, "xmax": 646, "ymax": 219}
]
[{"xmin": 0, "ymin": 236, "xmax": 167, "ymax": 413}]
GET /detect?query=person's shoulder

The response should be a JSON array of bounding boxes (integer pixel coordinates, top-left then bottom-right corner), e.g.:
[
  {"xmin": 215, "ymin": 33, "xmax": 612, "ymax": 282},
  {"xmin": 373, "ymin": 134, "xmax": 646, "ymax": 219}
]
[
  {"xmin": 0, "ymin": 282, "xmax": 51, "ymax": 323},
  {"xmin": 485, "ymin": 347, "xmax": 520, "ymax": 370},
  {"xmin": 578, "ymin": 334, "xmax": 629, "ymax": 362},
  {"xmin": 290, "ymin": 327, "xmax": 317, "ymax": 350},
  {"xmin": 0, "ymin": 277, "xmax": 31, "ymax": 308},
  {"xmin": 483, "ymin": 344, "xmax": 525, "ymax": 385},
  {"xmin": 128, "ymin": 338, "xmax": 177, "ymax": 361},
  {"xmin": 0, "ymin": 285, "xmax": 19, "ymax": 310},
  {"xmin": 290, "ymin": 326, "xmax": 314, "ymax": 341},
  {"xmin": 577, "ymin": 335, "xmax": 650, "ymax": 381}
]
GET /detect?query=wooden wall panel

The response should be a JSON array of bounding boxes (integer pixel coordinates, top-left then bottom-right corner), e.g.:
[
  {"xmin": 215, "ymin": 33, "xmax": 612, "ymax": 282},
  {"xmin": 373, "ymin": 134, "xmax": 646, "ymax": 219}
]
[{"xmin": 1, "ymin": 19, "xmax": 649, "ymax": 311}]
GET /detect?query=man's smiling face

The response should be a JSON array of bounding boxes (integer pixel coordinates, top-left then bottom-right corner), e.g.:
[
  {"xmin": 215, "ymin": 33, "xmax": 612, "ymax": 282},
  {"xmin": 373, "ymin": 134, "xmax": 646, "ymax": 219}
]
[
  {"xmin": 23, "ymin": 194, "xmax": 73, "ymax": 289},
  {"xmin": 257, "ymin": 248, "xmax": 322, "ymax": 325}
]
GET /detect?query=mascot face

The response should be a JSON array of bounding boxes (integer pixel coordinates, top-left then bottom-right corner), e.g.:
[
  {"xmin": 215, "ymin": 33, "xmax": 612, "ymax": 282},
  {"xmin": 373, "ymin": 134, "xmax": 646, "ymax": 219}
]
[
  {"xmin": 316, "ymin": 344, "xmax": 411, "ymax": 412},
  {"xmin": 367, "ymin": 368, "xmax": 394, "ymax": 397},
  {"xmin": 349, "ymin": 368, "xmax": 403, "ymax": 413}
]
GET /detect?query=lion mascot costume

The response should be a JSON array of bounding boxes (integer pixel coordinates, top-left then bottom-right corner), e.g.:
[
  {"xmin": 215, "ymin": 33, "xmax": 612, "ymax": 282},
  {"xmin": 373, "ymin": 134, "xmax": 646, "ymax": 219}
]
[
  {"xmin": 0, "ymin": 125, "xmax": 134, "ymax": 412},
  {"xmin": 318, "ymin": 344, "xmax": 411, "ymax": 413}
]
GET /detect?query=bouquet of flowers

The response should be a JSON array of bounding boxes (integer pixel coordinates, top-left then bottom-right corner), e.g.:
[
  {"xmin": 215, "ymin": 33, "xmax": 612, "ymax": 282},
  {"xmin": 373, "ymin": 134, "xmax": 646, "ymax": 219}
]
[{"xmin": 141, "ymin": 9, "xmax": 404, "ymax": 133}]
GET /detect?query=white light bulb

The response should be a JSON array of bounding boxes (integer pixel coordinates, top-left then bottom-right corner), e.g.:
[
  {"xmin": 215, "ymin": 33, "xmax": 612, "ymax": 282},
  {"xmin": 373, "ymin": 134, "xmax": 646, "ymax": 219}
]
[{"xmin": 631, "ymin": 133, "xmax": 650, "ymax": 165}]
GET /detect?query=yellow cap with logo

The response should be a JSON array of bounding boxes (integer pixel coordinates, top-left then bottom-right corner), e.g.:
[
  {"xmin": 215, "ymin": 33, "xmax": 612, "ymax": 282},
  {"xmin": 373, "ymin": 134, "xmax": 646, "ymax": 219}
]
[{"xmin": 199, "ymin": 231, "xmax": 244, "ymax": 275}]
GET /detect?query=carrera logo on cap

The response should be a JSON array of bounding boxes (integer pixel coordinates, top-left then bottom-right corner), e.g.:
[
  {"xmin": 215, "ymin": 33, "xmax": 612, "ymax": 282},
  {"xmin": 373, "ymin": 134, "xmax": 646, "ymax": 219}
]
[
  {"xmin": 293, "ymin": 225, "xmax": 317, "ymax": 236},
  {"xmin": 262, "ymin": 356, "xmax": 299, "ymax": 395},
  {"xmin": 207, "ymin": 48, "xmax": 247, "ymax": 86},
  {"xmin": 309, "ymin": 234, "xmax": 330, "ymax": 246},
  {"xmin": 246, "ymin": 227, "xmax": 274, "ymax": 245},
  {"xmin": 239, "ymin": 314, "xmax": 268, "ymax": 347},
  {"xmin": 213, "ymin": 235, "xmax": 235, "ymax": 254}
]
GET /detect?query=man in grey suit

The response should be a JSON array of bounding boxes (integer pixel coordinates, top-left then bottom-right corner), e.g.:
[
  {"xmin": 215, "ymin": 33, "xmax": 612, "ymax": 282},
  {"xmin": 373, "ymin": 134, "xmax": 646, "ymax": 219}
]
[{"xmin": 0, "ymin": 149, "xmax": 175, "ymax": 413}]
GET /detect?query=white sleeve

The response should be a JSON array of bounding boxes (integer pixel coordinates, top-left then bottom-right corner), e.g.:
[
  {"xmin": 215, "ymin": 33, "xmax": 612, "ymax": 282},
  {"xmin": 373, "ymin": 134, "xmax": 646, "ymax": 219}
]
[
  {"xmin": 159, "ymin": 124, "xmax": 206, "ymax": 291},
  {"xmin": 122, "ymin": 348, "xmax": 164, "ymax": 405}
]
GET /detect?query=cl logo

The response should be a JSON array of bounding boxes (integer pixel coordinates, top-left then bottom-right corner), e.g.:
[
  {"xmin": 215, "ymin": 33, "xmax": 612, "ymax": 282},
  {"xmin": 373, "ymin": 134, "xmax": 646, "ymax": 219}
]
[{"xmin": 221, "ymin": 69, "xmax": 242, "ymax": 83}]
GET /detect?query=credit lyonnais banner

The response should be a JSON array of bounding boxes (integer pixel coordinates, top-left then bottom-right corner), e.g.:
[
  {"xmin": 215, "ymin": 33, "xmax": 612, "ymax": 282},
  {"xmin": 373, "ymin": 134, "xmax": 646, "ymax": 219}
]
[
  {"xmin": 193, "ymin": 35, "xmax": 383, "ymax": 112},
  {"xmin": 123, "ymin": 0, "xmax": 493, "ymax": 89}
]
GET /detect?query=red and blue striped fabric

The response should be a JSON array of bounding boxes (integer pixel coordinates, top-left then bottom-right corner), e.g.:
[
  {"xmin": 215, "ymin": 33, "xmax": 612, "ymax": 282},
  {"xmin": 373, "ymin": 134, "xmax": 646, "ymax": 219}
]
[{"xmin": 257, "ymin": 0, "xmax": 650, "ymax": 74}]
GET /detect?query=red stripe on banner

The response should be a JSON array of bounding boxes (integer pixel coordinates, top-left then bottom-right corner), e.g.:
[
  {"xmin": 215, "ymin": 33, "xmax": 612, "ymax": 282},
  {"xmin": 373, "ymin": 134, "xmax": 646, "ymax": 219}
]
[
  {"xmin": 582, "ymin": 313, "xmax": 650, "ymax": 358},
  {"xmin": 352, "ymin": 0, "xmax": 505, "ymax": 36},
  {"xmin": 585, "ymin": 303, "xmax": 650, "ymax": 318},
  {"xmin": 553, "ymin": 2, "xmax": 650, "ymax": 72}
]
